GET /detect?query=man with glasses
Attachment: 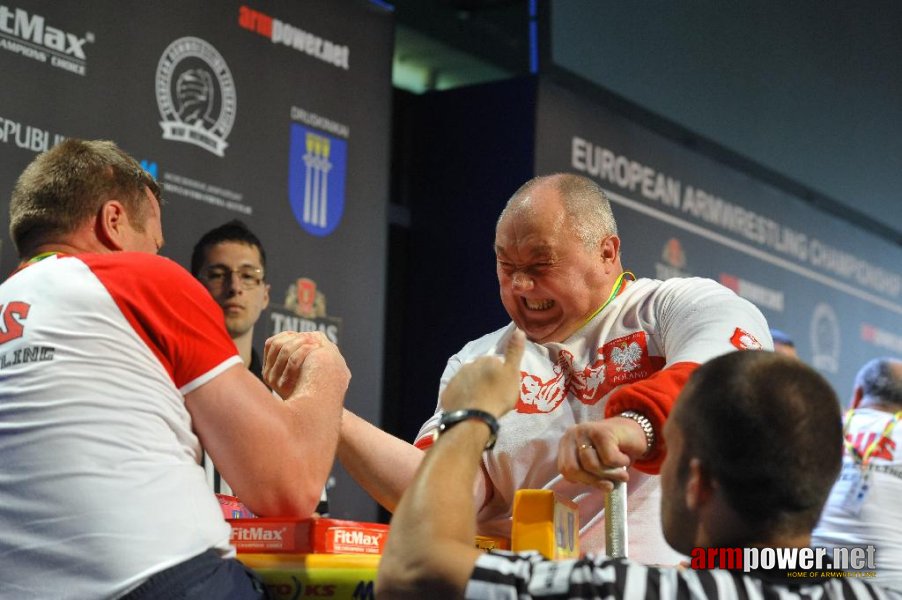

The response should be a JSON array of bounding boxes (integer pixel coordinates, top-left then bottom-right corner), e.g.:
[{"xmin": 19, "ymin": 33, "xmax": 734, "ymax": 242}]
[{"xmin": 191, "ymin": 220, "xmax": 270, "ymax": 380}]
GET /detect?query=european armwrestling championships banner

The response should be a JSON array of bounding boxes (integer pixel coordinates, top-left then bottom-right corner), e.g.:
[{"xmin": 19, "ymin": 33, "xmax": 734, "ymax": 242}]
[
  {"xmin": 535, "ymin": 80, "xmax": 902, "ymax": 397},
  {"xmin": 0, "ymin": 0, "xmax": 392, "ymax": 521}
]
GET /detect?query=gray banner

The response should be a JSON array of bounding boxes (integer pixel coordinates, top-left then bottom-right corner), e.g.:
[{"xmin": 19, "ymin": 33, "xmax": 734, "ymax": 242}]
[{"xmin": 536, "ymin": 81, "xmax": 902, "ymax": 398}]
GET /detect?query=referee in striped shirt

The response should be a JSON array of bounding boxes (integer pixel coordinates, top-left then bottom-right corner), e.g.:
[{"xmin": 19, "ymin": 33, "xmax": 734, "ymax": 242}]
[{"xmin": 377, "ymin": 333, "xmax": 891, "ymax": 599}]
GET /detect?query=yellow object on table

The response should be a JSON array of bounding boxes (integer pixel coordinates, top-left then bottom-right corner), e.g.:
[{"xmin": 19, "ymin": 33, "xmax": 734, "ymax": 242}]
[
  {"xmin": 239, "ymin": 553, "xmax": 380, "ymax": 600},
  {"xmin": 511, "ymin": 489, "xmax": 580, "ymax": 559}
]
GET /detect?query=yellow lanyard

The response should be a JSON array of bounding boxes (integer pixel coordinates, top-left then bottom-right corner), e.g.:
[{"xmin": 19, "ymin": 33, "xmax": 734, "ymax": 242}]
[
  {"xmin": 10, "ymin": 251, "xmax": 64, "ymax": 278},
  {"xmin": 25, "ymin": 251, "xmax": 63, "ymax": 265},
  {"xmin": 842, "ymin": 409, "xmax": 902, "ymax": 468},
  {"xmin": 576, "ymin": 271, "xmax": 635, "ymax": 330}
]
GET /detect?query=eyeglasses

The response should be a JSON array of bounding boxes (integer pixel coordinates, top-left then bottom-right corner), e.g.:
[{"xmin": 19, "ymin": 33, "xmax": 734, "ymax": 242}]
[{"xmin": 201, "ymin": 265, "xmax": 264, "ymax": 290}]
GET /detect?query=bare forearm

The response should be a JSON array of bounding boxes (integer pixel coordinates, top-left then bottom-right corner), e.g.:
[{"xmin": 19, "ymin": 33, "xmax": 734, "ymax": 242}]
[
  {"xmin": 190, "ymin": 367, "xmax": 342, "ymax": 517},
  {"xmin": 378, "ymin": 421, "xmax": 485, "ymax": 597},
  {"xmin": 336, "ymin": 408, "xmax": 424, "ymax": 511},
  {"xmin": 276, "ymin": 386, "xmax": 344, "ymax": 509}
]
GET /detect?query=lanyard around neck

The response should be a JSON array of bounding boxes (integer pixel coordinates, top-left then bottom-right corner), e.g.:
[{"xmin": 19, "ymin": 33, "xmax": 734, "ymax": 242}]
[
  {"xmin": 842, "ymin": 408, "xmax": 902, "ymax": 468},
  {"xmin": 577, "ymin": 271, "xmax": 635, "ymax": 330},
  {"xmin": 9, "ymin": 251, "xmax": 65, "ymax": 278}
]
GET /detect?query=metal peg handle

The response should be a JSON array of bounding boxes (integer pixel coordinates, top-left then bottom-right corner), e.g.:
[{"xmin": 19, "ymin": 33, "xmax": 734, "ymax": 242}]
[{"xmin": 605, "ymin": 480, "xmax": 628, "ymax": 558}]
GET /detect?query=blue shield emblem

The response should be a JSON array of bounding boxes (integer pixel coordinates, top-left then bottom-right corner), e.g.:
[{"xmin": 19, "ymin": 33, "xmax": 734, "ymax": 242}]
[{"xmin": 288, "ymin": 123, "xmax": 347, "ymax": 236}]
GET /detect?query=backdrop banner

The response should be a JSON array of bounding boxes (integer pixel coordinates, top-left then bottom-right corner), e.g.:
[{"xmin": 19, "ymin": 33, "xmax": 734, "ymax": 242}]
[
  {"xmin": 0, "ymin": 0, "xmax": 393, "ymax": 521},
  {"xmin": 536, "ymin": 80, "xmax": 902, "ymax": 397}
]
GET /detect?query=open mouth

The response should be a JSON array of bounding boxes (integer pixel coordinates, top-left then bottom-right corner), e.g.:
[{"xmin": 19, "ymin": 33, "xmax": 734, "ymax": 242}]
[{"xmin": 523, "ymin": 298, "xmax": 554, "ymax": 311}]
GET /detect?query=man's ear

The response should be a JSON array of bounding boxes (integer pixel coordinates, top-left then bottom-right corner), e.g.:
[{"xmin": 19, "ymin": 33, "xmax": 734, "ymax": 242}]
[
  {"xmin": 600, "ymin": 235, "xmax": 620, "ymax": 265},
  {"xmin": 851, "ymin": 386, "xmax": 864, "ymax": 409},
  {"xmin": 95, "ymin": 200, "xmax": 129, "ymax": 251},
  {"xmin": 685, "ymin": 458, "xmax": 715, "ymax": 510},
  {"xmin": 262, "ymin": 283, "xmax": 271, "ymax": 309}
]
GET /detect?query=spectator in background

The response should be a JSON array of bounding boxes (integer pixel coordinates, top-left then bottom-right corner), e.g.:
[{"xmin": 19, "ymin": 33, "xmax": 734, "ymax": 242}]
[
  {"xmin": 771, "ymin": 328, "xmax": 798, "ymax": 358},
  {"xmin": 813, "ymin": 357, "xmax": 902, "ymax": 594},
  {"xmin": 191, "ymin": 220, "xmax": 270, "ymax": 379},
  {"xmin": 190, "ymin": 221, "xmax": 332, "ymax": 513},
  {"xmin": 191, "ymin": 221, "xmax": 271, "ymax": 497}
]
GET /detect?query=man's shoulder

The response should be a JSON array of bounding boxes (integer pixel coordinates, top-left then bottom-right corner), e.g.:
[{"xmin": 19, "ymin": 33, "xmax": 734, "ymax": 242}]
[
  {"xmin": 628, "ymin": 276, "xmax": 753, "ymax": 313},
  {"xmin": 77, "ymin": 252, "xmax": 204, "ymax": 294},
  {"xmin": 455, "ymin": 323, "xmax": 516, "ymax": 357},
  {"xmin": 77, "ymin": 252, "xmax": 188, "ymax": 275},
  {"xmin": 632, "ymin": 276, "xmax": 726, "ymax": 296}
]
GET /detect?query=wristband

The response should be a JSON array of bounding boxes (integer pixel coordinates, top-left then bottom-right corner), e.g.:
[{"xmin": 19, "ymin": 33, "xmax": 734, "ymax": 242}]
[
  {"xmin": 435, "ymin": 409, "xmax": 499, "ymax": 450},
  {"xmin": 619, "ymin": 410, "xmax": 655, "ymax": 457}
]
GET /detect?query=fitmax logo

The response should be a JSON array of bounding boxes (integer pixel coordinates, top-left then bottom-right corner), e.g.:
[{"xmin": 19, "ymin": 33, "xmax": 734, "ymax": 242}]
[
  {"xmin": 231, "ymin": 527, "xmax": 286, "ymax": 541},
  {"xmin": 333, "ymin": 530, "xmax": 383, "ymax": 547},
  {"xmin": 0, "ymin": 5, "xmax": 93, "ymax": 58}
]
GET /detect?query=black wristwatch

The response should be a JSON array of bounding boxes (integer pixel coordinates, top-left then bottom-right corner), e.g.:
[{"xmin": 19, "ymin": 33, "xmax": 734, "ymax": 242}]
[{"xmin": 434, "ymin": 409, "xmax": 500, "ymax": 450}]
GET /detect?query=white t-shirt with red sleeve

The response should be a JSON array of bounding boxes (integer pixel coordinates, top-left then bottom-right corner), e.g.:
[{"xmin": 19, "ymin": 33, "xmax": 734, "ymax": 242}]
[{"xmin": 0, "ymin": 252, "xmax": 242, "ymax": 599}]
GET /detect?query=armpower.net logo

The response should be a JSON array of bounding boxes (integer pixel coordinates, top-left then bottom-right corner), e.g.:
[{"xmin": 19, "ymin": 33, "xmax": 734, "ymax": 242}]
[{"xmin": 691, "ymin": 546, "xmax": 878, "ymax": 578}]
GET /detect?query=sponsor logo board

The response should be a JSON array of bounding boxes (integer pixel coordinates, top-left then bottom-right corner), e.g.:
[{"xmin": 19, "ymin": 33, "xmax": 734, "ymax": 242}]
[
  {"xmin": 0, "ymin": 4, "xmax": 93, "ymax": 75},
  {"xmin": 655, "ymin": 237, "xmax": 691, "ymax": 280},
  {"xmin": 288, "ymin": 123, "xmax": 347, "ymax": 237},
  {"xmin": 0, "ymin": 114, "xmax": 66, "ymax": 153},
  {"xmin": 238, "ymin": 5, "xmax": 350, "ymax": 70},
  {"xmin": 810, "ymin": 303, "xmax": 840, "ymax": 373},
  {"xmin": 156, "ymin": 37, "xmax": 236, "ymax": 157},
  {"xmin": 270, "ymin": 278, "xmax": 341, "ymax": 344},
  {"xmin": 860, "ymin": 323, "xmax": 902, "ymax": 354},
  {"xmin": 720, "ymin": 273, "xmax": 785, "ymax": 312},
  {"xmin": 162, "ymin": 171, "xmax": 250, "ymax": 215}
]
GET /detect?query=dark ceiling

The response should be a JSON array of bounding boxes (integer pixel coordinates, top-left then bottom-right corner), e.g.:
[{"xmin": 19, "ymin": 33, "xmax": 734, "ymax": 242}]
[{"xmin": 390, "ymin": 0, "xmax": 902, "ymax": 245}]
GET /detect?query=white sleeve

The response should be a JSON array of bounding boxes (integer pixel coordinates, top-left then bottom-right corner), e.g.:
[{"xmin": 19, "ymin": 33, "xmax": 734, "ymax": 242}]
[{"xmin": 653, "ymin": 277, "xmax": 773, "ymax": 365}]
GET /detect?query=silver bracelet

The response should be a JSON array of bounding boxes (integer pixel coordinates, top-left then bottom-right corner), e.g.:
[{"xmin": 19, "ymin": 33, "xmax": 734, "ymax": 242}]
[{"xmin": 619, "ymin": 410, "xmax": 655, "ymax": 457}]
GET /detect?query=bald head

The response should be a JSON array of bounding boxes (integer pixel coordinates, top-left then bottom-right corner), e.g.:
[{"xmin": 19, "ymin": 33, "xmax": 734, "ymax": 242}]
[
  {"xmin": 854, "ymin": 357, "xmax": 902, "ymax": 409},
  {"xmin": 497, "ymin": 173, "xmax": 618, "ymax": 250},
  {"xmin": 493, "ymin": 174, "xmax": 623, "ymax": 344}
]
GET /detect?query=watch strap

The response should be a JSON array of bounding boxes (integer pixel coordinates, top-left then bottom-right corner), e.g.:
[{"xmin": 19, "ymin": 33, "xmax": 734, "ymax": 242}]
[{"xmin": 436, "ymin": 409, "xmax": 499, "ymax": 450}]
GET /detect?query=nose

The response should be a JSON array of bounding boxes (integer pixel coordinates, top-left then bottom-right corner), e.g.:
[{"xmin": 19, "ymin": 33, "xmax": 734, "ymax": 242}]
[
  {"xmin": 223, "ymin": 271, "xmax": 244, "ymax": 294},
  {"xmin": 512, "ymin": 271, "xmax": 533, "ymax": 292}
]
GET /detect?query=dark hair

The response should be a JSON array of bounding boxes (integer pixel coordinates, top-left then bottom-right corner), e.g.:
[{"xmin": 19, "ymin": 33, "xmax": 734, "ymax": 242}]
[
  {"xmin": 673, "ymin": 351, "xmax": 842, "ymax": 537},
  {"xmin": 855, "ymin": 357, "xmax": 902, "ymax": 407},
  {"xmin": 10, "ymin": 139, "xmax": 161, "ymax": 257},
  {"xmin": 190, "ymin": 219, "xmax": 267, "ymax": 276}
]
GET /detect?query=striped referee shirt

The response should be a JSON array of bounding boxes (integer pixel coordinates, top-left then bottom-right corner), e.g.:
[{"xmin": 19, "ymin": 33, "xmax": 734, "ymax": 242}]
[{"xmin": 467, "ymin": 552, "xmax": 892, "ymax": 599}]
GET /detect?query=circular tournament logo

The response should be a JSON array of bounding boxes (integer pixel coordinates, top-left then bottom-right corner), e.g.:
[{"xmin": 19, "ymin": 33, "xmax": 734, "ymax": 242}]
[
  {"xmin": 810, "ymin": 302, "xmax": 840, "ymax": 373},
  {"xmin": 156, "ymin": 37, "xmax": 237, "ymax": 157}
]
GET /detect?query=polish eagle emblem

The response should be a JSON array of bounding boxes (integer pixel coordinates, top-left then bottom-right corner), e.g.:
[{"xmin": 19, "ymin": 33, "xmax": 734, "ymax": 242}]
[{"xmin": 610, "ymin": 341, "xmax": 642, "ymax": 372}]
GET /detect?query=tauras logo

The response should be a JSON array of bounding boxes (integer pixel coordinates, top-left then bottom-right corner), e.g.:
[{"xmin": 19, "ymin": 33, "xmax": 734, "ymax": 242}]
[
  {"xmin": 0, "ymin": 5, "xmax": 92, "ymax": 59},
  {"xmin": 230, "ymin": 527, "xmax": 286, "ymax": 541},
  {"xmin": 334, "ymin": 529, "xmax": 383, "ymax": 546}
]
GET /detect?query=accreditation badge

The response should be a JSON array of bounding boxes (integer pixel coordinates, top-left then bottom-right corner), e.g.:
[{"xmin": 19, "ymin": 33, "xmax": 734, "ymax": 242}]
[{"xmin": 840, "ymin": 468, "xmax": 871, "ymax": 516}]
